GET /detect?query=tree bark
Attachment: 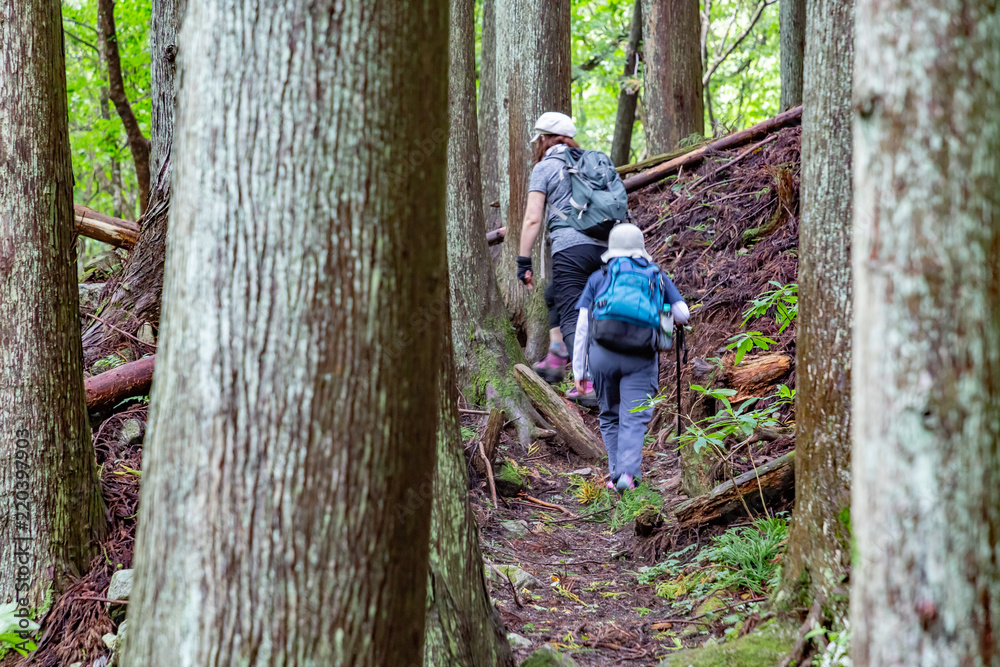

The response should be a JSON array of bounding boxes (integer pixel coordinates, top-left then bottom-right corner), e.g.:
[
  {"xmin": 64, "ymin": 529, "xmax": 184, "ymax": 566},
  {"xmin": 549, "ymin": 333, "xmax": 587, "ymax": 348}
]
[
  {"xmin": 479, "ymin": 0, "xmax": 502, "ymax": 239},
  {"xmin": 150, "ymin": 0, "xmax": 185, "ymax": 178},
  {"xmin": 97, "ymin": 0, "xmax": 151, "ymax": 214},
  {"xmin": 0, "ymin": 0, "xmax": 106, "ymax": 609},
  {"xmin": 493, "ymin": 0, "xmax": 572, "ymax": 360},
  {"xmin": 122, "ymin": 1, "xmax": 449, "ymax": 664},
  {"xmin": 779, "ymin": 0, "xmax": 805, "ymax": 109},
  {"xmin": 851, "ymin": 0, "xmax": 1000, "ymax": 663},
  {"xmin": 641, "ymin": 0, "xmax": 705, "ymax": 154},
  {"xmin": 774, "ymin": 0, "xmax": 852, "ymax": 613},
  {"xmin": 424, "ymin": 337, "xmax": 514, "ymax": 666},
  {"xmin": 610, "ymin": 0, "xmax": 643, "ymax": 167},
  {"xmin": 447, "ymin": 0, "xmax": 535, "ymax": 439}
]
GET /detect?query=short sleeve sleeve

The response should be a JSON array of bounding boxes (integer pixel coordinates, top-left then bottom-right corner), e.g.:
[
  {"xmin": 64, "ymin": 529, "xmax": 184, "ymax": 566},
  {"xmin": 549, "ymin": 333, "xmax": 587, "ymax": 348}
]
[{"xmin": 528, "ymin": 161, "xmax": 551, "ymax": 194}]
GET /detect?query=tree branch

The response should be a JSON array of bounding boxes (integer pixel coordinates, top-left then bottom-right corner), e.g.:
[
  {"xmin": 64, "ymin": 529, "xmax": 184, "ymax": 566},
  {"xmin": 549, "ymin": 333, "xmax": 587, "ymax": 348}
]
[
  {"xmin": 97, "ymin": 0, "xmax": 151, "ymax": 213},
  {"xmin": 702, "ymin": 0, "xmax": 777, "ymax": 87}
]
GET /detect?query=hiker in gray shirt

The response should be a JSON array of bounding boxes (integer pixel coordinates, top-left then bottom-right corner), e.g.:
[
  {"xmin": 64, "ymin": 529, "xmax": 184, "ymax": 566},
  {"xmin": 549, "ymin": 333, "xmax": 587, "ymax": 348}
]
[{"xmin": 516, "ymin": 112, "xmax": 607, "ymax": 406}]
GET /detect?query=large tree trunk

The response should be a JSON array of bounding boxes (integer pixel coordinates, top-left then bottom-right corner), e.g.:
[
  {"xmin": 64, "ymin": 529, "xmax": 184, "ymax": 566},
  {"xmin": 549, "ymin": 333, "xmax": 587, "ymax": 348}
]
[
  {"xmin": 97, "ymin": 0, "xmax": 151, "ymax": 214},
  {"xmin": 641, "ymin": 0, "xmax": 704, "ymax": 154},
  {"xmin": 0, "ymin": 0, "xmax": 106, "ymax": 609},
  {"xmin": 493, "ymin": 0, "xmax": 572, "ymax": 360},
  {"xmin": 779, "ymin": 0, "xmax": 805, "ymax": 109},
  {"xmin": 82, "ymin": 0, "xmax": 181, "ymax": 367},
  {"xmin": 851, "ymin": 0, "xmax": 1000, "ymax": 663},
  {"xmin": 123, "ymin": 1, "xmax": 449, "ymax": 663},
  {"xmin": 479, "ymin": 0, "xmax": 502, "ymax": 241},
  {"xmin": 610, "ymin": 0, "xmax": 643, "ymax": 167},
  {"xmin": 774, "ymin": 0, "xmax": 852, "ymax": 612},
  {"xmin": 446, "ymin": 0, "xmax": 534, "ymax": 437},
  {"xmin": 424, "ymin": 343, "xmax": 514, "ymax": 666}
]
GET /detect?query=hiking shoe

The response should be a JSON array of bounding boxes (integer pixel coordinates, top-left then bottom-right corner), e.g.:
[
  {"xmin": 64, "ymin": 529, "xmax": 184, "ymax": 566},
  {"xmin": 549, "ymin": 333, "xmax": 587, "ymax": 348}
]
[
  {"xmin": 533, "ymin": 343, "xmax": 569, "ymax": 383},
  {"xmin": 606, "ymin": 479, "xmax": 617, "ymax": 492},
  {"xmin": 615, "ymin": 473, "xmax": 637, "ymax": 495},
  {"xmin": 566, "ymin": 380, "xmax": 598, "ymax": 409}
]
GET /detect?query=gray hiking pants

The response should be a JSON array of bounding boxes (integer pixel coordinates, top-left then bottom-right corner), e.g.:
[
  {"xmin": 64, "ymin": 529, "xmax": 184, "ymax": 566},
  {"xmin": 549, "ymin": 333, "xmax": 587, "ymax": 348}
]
[{"xmin": 588, "ymin": 343, "xmax": 659, "ymax": 483}]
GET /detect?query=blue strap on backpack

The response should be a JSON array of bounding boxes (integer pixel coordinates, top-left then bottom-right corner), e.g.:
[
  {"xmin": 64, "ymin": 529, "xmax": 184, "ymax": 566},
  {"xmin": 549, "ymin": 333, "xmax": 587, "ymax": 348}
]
[{"xmin": 591, "ymin": 257, "xmax": 674, "ymax": 353}]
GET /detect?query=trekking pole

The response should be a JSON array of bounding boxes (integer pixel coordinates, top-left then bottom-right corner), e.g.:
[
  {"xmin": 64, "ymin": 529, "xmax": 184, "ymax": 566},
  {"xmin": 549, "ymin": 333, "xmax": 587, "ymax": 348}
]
[{"xmin": 675, "ymin": 326, "xmax": 687, "ymax": 437}]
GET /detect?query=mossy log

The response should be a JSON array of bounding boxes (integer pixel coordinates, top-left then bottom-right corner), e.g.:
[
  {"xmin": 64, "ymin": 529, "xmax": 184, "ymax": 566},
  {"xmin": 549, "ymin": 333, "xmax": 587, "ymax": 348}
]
[
  {"xmin": 622, "ymin": 105, "xmax": 802, "ymax": 193},
  {"xmin": 726, "ymin": 353, "xmax": 792, "ymax": 400},
  {"xmin": 74, "ymin": 204, "xmax": 140, "ymax": 248},
  {"xmin": 84, "ymin": 355, "xmax": 155, "ymax": 413},
  {"xmin": 472, "ymin": 408, "xmax": 505, "ymax": 476},
  {"xmin": 673, "ymin": 451, "xmax": 795, "ymax": 527},
  {"xmin": 513, "ymin": 364, "xmax": 605, "ymax": 460}
]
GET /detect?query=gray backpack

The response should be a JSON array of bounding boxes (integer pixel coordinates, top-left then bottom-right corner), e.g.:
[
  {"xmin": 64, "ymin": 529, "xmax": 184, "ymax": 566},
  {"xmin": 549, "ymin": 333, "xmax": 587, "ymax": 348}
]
[{"xmin": 548, "ymin": 148, "xmax": 628, "ymax": 240}]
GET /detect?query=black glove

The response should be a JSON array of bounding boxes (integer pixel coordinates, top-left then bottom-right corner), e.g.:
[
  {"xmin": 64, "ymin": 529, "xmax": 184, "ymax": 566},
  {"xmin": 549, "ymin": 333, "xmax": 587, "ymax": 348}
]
[{"xmin": 516, "ymin": 256, "xmax": 533, "ymax": 283}]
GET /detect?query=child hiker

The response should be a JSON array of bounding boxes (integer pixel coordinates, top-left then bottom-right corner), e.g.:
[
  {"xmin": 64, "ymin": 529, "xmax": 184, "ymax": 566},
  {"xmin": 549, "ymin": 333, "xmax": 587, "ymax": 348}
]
[{"xmin": 572, "ymin": 223, "xmax": 689, "ymax": 494}]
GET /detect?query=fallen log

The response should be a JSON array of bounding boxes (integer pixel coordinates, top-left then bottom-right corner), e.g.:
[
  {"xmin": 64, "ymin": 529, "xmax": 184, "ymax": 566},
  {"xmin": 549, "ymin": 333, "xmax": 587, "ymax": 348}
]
[
  {"xmin": 85, "ymin": 355, "xmax": 155, "ymax": 413},
  {"xmin": 486, "ymin": 227, "xmax": 506, "ymax": 246},
  {"xmin": 513, "ymin": 364, "xmax": 605, "ymax": 460},
  {"xmin": 622, "ymin": 105, "xmax": 802, "ymax": 193},
  {"xmin": 673, "ymin": 450, "xmax": 795, "ymax": 527},
  {"xmin": 74, "ymin": 204, "xmax": 140, "ymax": 249},
  {"xmin": 615, "ymin": 140, "xmax": 710, "ymax": 178},
  {"xmin": 726, "ymin": 353, "xmax": 792, "ymax": 400},
  {"xmin": 473, "ymin": 408, "xmax": 505, "ymax": 476}
]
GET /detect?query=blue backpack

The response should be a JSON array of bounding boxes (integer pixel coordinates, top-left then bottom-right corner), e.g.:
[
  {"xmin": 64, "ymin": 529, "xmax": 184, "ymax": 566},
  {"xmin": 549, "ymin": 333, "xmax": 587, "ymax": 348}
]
[{"xmin": 591, "ymin": 257, "xmax": 674, "ymax": 353}]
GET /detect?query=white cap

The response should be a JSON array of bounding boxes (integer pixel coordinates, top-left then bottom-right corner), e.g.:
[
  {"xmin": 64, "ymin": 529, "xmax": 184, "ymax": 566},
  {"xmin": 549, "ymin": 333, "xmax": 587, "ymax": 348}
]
[
  {"xmin": 601, "ymin": 223, "xmax": 652, "ymax": 263},
  {"xmin": 530, "ymin": 112, "xmax": 577, "ymax": 143}
]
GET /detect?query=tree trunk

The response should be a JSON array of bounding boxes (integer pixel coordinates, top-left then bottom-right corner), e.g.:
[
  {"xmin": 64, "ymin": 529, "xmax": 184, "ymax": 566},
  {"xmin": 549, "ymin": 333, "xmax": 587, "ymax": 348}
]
[
  {"xmin": 610, "ymin": 0, "xmax": 643, "ymax": 167},
  {"xmin": 851, "ymin": 0, "xmax": 1000, "ymax": 663},
  {"xmin": 493, "ymin": 0, "xmax": 572, "ymax": 360},
  {"xmin": 778, "ymin": 0, "xmax": 805, "ymax": 109},
  {"xmin": 775, "ymin": 0, "xmax": 852, "ymax": 612},
  {"xmin": 122, "ymin": 1, "xmax": 449, "ymax": 664},
  {"xmin": 82, "ymin": 0, "xmax": 181, "ymax": 367},
  {"xmin": 424, "ymin": 338, "xmax": 514, "ymax": 666},
  {"xmin": 641, "ymin": 0, "xmax": 704, "ymax": 154},
  {"xmin": 0, "ymin": 0, "xmax": 106, "ymax": 609},
  {"xmin": 479, "ymin": 0, "xmax": 502, "ymax": 241},
  {"xmin": 97, "ymin": 0, "xmax": 151, "ymax": 214},
  {"xmin": 446, "ymin": 0, "xmax": 535, "ymax": 438},
  {"xmin": 150, "ymin": 0, "xmax": 185, "ymax": 178}
]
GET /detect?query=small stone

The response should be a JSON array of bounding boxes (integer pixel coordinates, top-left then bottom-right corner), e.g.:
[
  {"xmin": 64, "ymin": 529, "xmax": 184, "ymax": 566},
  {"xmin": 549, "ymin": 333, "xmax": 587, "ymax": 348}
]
[
  {"xmin": 487, "ymin": 564, "xmax": 543, "ymax": 591},
  {"xmin": 69, "ymin": 663, "xmax": 83, "ymax": 667},
  {"xmin": 112, "ymin": 620, "xmax": 129, "ymax": 665},
  {"xmin": 567, "ymin": 468, "xmax": 592, "ymax": 476},
  {"xmin": 136, "ymin": 323, "xmax": 155, "ymax": 345},
  {"xmin": 78, "ymin": 283, "xmax": 105, "ymax": 311},
  {"xmin": 506, "ymin": 632, "xmax": 532, "ymax": 649},
  {"xmin": 102, "ymin": 632, "xmax": 117, "ymax": 651},
  {"xmin": 118, "ymin": 420, "xmax": 145, "ymax": 446},
  {"xmin": 521, "ymin": 643, "xmax": 578, "ymax": 667},
  {"xmin": 107, "ymin": 569, "xmax": 134, "ymax": 602},
  {"xmin": 499, "ymin": 519, "xmax": 529, "ymax": 539}
]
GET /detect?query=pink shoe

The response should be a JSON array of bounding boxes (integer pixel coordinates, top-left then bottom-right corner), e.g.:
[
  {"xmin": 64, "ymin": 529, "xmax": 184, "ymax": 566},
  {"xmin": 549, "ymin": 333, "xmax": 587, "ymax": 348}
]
[
  {"xmin": 533, "ymin": 344, "xmax": 569, "ymax": 383},
  {"xmin": 566, "ymin": 380, "xmax": 598, "ymax": 409},
  {"xmin": 615, "ymin": 473, "xmax": 637, "ymax": 495}
]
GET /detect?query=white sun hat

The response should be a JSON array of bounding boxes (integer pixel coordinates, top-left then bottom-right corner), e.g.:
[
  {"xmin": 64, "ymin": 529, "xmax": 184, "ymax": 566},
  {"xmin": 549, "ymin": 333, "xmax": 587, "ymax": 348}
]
[
  {"xmin": 601, "ymin": 223, "xmax": 652, "ymax": 263},
  {"xmin": 530, "ymin": 111, "xmax": 577, "ymax": 143}
]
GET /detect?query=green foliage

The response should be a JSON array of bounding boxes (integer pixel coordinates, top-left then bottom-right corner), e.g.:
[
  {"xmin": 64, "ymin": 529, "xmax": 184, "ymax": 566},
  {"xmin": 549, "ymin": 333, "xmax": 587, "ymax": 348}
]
[
  {"xmin": 612, "ymin": 481, "xmax": 662, "ymax": 530},
  {"xmin": 496, "ymin": 461, "xmax": 526, "ymax": 485},
  {"xmin": 93, "ymin": 353, "xmax": 128, "ymax": 373},
  {"xmin": 699, "ymin": 517, "xmax": 788, "ymax": 595},
  {"xmin": 741, "ymin": 282, "xmax": 798, "ymax": 333},
  {"xmin": 773, "ymin": 383, "xmax": 795, "ymax": 407},
  {"xmin": 726, "ymin": 331, "xmax": 778, "ymax": 365},
  {"xmin": 0, "ymin": 603, "xmax": 39, "ymax": 658},
  {"xmin": 567, "ymin": 475, "xmax": 610, "ymax": 507},
  {"xmin": 63, "ymin": 0, "xmax": 151, "ymax": 223},
  {"xmin": 460, "ymin": 425, "xmax": 477, "ymax": 441},
  {"xmin": 811, "ymin": 621, "xmax": 851, "ymax": 667},
  {"xmin": 677, "ymin": 386, "xmax": 779, "ymax": 454}
]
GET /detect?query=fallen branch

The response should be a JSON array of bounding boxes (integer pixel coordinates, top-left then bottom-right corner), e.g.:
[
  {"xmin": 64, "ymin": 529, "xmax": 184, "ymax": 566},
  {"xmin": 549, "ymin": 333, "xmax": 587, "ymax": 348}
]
[
  {"xmin": 486, "ymin": 226, "xmax": 506, "ymax": 246},
  {"xmin": 85, "ymin": 355, "xmax": 155, "ymax": 413},
  {"xmin": 615, "ymin": 140, "xmax": 711, "ymax": 178},
  {"xmin": 76, "ymin": 596, "xmax": 128, "ymax": 605},
  {"xmin": 513, "ymin": 364, "xmax": 605, "ymax": 460},
  {"xmin": 74, "ymin": 204, "xmax": 140, "ymax": 248},
  {"xmin": 83, "ymin": 312, "xmax": 154, "ymax": 350},
  {"xmin": 622, "ymin": 106, "xmax": 802, "ymax": 193},
  {"xmin": 520, "ymin": 495, "xmax": 577, "ymax": 517},
  {"xmin": 479, "ymin": 439, "xmax": 499, "ymax": 508},
  {"xmin": 673, "ymin": 451, "xmax": 795, "ymax": 527}
]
